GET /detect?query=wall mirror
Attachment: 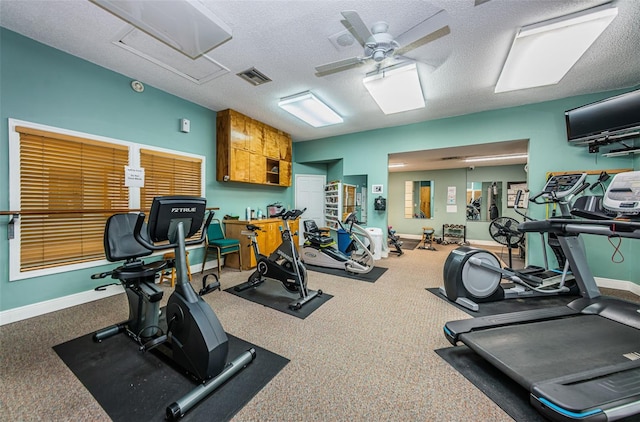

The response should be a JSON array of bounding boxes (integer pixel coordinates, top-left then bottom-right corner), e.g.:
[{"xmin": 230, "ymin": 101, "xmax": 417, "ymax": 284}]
[
  {"xmin": 404, "ymin": 180, "xmax": 434, "ymax": 219},
  {"xmin": 466, "ymin": 181, "xmax": 502, "ymax": 221},
  {"xmin": 343, "ymin": 174, "xmax": 367, "ymax": 224}
]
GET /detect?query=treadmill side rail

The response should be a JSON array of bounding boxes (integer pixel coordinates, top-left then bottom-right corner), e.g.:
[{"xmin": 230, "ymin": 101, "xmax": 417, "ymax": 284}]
[{"xmin": 531, "ymin": 361, "xmax": 640, "ymax": 422}]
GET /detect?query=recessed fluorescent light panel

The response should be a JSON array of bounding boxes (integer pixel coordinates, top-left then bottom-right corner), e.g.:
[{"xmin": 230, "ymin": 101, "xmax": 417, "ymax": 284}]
[
  {"xmin": 363, "ymin": 62, "xmax": 425, "ymax": 114},
  {"xmin": 278, "ymin": 92, "xmax": 343, "ymax": 127},
  {"xmin": 495, "ymin": 3, "xmax": 617, "ymax": 93},
  {"xmin": 464, "ymin": 154, "xmax": 528, "ymax": 163},
  {"xmin": 388, "ymin": 163, "xmax": 406, "ymax": 168},
  {"xmin": 90, "ymin": 0, "xmax": 232, "ymax": 59}
]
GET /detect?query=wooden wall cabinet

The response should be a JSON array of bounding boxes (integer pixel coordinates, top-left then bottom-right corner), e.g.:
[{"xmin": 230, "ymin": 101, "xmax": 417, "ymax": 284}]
[
  {"xmin": 223, "ymin": 218, "xmax": 299, "ymax": 270},
  {"xmin": 217, "ymin": 109, "xmax": 292, "ymax": 186}
]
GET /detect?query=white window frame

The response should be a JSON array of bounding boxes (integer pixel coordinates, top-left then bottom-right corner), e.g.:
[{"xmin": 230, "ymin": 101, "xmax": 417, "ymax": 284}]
[{"xmin": 8, "ymin": 118, "xmax": 205, "ymax": 281}]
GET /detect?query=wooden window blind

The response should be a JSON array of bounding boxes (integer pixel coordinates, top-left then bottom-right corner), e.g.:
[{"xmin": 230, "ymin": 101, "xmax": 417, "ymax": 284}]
[
  {"xmin": 140, "ymin": 149, "xmax": 203, "ymax": 239},
  {"xmin": 16, "ymin": 126, "xmax": 129, "ymax": 271},
  {"xmin": 140, "ymin": 149, "xmax": 202, "ymax": 208}
]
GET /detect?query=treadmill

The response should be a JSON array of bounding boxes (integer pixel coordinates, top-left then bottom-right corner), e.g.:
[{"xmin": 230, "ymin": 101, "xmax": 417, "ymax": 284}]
[{"xmin": 443, "ymin": 171, "xmax": 640, "ymax": 422}]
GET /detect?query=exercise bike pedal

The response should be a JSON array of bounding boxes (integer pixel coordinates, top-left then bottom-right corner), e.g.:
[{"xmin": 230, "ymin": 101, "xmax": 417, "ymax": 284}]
[
  {"xmin": 140, "ymin": 334, "xmax": 168, "ymax": 352},
  {"xmin": 199, "ymin": 274, "xmax": 221, "ymax": 296}
]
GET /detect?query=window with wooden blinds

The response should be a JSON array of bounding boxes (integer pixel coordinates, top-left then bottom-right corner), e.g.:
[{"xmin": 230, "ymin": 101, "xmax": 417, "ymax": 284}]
[
  {"xmin": 16, "ymin": 126, "xmax": 129, "ymax": 271},
  {"xmin": 140, "ymin": 149, "xmax": 203, "ymax": 240},
  {"xmin": 140, "ymin": 149, "xmax": 202, "ymax": 208}
]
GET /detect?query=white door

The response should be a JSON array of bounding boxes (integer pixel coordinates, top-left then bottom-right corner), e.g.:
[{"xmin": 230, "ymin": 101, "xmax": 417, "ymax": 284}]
[{"xmin": 295, "ymin": 174, "xmax": 326, "ymax": 245}]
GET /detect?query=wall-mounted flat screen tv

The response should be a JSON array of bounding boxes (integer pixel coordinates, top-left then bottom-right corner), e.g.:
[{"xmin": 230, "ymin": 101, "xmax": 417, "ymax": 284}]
[{"xmin": 565, "ymin": 89, "xmax": 640, "ymax": 145}]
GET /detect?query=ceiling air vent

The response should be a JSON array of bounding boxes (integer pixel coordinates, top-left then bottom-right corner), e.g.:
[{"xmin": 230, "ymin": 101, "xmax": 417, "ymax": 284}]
[{"xmin": 237, "ymin": 67, "xmax": 272, "ymax": 86}]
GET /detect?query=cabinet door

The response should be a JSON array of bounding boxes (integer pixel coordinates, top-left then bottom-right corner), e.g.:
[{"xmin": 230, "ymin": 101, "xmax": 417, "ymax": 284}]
[
  {"xmin": 278, "ymin": 131, "xmax": 292, "ymax": 161},
  {"xmin": 249, "ymin": 154, "xmax": 266, "ymax": 184},
  {"xmin": 230, "ymin": 111, "xmax": 248, "ymax": 150},
  {"xmin": 278, "ymin": 160, "xmax": 291, "ymax": 186},
  {"xmin": 230, "ymin": 148, "xmax": 250, "ymax": 182},
  {"xmin": 263, "ymin": 127, "xmax": 280, "ymax": 159},
  {"xmin": 248, "ymin": 120, "xmax": 264, "ymax": 154}
]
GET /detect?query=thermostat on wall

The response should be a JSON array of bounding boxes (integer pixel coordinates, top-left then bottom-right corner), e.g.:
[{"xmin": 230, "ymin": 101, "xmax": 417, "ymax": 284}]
[{"xmin": 180, "ymin": 118, "xmax": 190, "ymax": 133}]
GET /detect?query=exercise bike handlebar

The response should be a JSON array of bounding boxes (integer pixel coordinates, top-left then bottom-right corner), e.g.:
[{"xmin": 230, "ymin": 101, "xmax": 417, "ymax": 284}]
[
  {"xmin": 133, "ymin": 210, "xmax": 214, "ymax": 251},
  {"xmin": 272, "ymin": 208, "xmax": 306, "ymax": 220}
]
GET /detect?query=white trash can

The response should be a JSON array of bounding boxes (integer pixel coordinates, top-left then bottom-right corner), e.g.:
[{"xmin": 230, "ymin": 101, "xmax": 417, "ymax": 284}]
[{"xmin": 365, "ymin": 227, "xmax": 383, "ymax": 260}]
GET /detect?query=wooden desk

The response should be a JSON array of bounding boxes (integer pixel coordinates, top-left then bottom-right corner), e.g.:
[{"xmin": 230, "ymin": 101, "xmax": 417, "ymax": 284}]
[{"xmin": 223, "ymin": 218, "xmax": 299, "ymax": 270}]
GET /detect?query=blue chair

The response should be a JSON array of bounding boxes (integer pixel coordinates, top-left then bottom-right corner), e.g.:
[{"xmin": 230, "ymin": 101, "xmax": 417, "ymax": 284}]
[{"xmin": 201, "ymin": 219, "xmax": 242, "ymax": 277}]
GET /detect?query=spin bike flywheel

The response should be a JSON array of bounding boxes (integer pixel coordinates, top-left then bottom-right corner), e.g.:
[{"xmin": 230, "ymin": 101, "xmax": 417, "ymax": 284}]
[{"xmin": 282, "ymin": 261, "xmax": 307, "ymax": 292}]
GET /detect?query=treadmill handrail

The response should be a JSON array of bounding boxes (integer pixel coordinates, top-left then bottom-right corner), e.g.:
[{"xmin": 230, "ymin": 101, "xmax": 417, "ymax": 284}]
[{"xmin": 519, "ymin": 218, "xmax": 640, "ymax": 238}]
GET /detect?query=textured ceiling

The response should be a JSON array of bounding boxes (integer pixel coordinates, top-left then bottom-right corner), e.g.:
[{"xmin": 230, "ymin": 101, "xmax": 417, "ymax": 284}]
[{"xmin": 2, "ymin": 0, "xmax": 639, "ymax": 171}]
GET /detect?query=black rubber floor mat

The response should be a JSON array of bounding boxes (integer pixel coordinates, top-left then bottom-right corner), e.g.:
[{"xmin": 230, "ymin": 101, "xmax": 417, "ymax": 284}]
[
  {"xmin": 305, "ymin": 264, "xmax": 387, "ymax": 282},
  {"xmin": 225, "ymin": 278, "xmax": 332, "ymax": 319},
  {"xmin": 54, "ymin": 331, "xmax": 288, "ymax": 422},
  {"xmin": 435, "ymin": 346, "xmax": 547, "ymax": 422},
  {"xmin": 426, "ymin": 287, "xmax": 578, "ymax": 317}
]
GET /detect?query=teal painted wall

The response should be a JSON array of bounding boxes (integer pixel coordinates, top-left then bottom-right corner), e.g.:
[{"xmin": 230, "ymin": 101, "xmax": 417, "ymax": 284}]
[
  {"xmin": 0, "ymin": 29, "xmax": 292, "ymax": 311},
  {"xmin": 294, "ymin": 91, "xmax": 638, "ymax": 285},
  {"xmin": 388, "ymin": 164, "xmax": 527, "ymax": 241},
  {"xmin": 1, "ymin": 28, "xmax": 638, "ymax": 313}
]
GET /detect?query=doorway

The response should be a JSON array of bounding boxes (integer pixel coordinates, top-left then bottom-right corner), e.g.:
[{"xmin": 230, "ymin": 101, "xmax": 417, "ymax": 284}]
[{"xmin": 295, "ymin": 174, "xmax": 326, "ymax": 245}]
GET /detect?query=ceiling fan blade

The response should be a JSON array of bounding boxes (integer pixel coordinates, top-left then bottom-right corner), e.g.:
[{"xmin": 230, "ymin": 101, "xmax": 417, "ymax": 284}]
[
  {"xmin": 341, "ymin": 10, "xmax": 373, "ymax": 46},
  {"xmin": 395, "ymin": 10, "xmax": 450, "ymax": 56},
  {"xmin": 315, "ymin": 56, "xmax": 366, "ymax": 76}
]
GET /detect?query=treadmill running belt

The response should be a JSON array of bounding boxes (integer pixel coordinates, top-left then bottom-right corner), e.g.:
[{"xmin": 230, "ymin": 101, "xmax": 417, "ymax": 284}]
[{"xmin": 460, "ymin": 315, "xmax": 640, "ymax": 390}]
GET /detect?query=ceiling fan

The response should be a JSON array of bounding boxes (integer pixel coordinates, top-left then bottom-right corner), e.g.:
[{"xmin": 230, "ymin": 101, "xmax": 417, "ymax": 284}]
[{"xmin": 315, "ymin": 9, "xmax": 450, "ymax": 76}]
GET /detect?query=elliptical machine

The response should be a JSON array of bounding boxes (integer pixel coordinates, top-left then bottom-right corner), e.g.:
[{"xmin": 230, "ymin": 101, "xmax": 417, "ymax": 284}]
[
  {"xmin": 301, "ymin": 211, "xmax": 375, "ymax": 274},
  {"xmin": 233, "ymin": 208, "xmax": 322, "ymax": 310},
  {"xmin": 92, "ymin": 196, "xmax": 255, "ymax": 420},
  {"xmin": 440, "ymin": 174, "xmax": 588, "ymax": 311}
]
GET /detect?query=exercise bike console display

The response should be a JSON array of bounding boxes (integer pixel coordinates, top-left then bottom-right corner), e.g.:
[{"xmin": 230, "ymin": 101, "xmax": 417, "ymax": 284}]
[{"xmin": 539, "ymin": 173, "xmax": 587, "ymax": 199}]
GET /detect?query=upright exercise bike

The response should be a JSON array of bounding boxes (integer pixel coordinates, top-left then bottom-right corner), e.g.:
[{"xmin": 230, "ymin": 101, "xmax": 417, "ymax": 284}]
[
  {"xmin": 234, "ymin": 208, "xmax": 322, "ymax": 310},
  {"xmin": 92, "ymin": 196, "xmax": 255, "ymax": 420}
]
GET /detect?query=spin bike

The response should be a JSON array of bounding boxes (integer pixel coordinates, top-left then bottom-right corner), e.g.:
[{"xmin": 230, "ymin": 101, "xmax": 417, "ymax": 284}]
[
  {"xmin": 440, "ymin": 174, "xmax": 588, "ymax": 311},
  {"xmin": 92, "ymin": 196, "xmax": 255, "ymax": 420},
  {"xmin": 234, "ymin": 208, "xmax": 322, "ymax": 310}
]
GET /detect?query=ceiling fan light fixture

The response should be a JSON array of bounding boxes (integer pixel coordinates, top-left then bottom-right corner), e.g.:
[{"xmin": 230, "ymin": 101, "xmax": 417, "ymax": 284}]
[
  {"xmin": 363, "ymin": 62, "xmax": 425, "ymax": 114},
  {"xmin": 89, "ymin": 0, "xmax": 232, "ymax": 59},
  {"xmin": 495, "ymin": 3, "xmax": 618, "ymax": 93},
  {"xmin": 278, "ymin": 92, "xmax": 343, "ymax": 127}
]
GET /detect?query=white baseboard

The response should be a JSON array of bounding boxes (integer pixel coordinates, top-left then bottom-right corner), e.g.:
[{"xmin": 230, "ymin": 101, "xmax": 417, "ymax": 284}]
[
  {"xmin": 0, "ymin": 284, "xmax": 124, "ymax": 326},
  {"xmin": 0, "ymin": 260, "xmax": 210, "ymax": 327},
  {"xmin": 1, "ymin": 265, "xmax": 635, "ymax": 326},
  {"xmin": 595, "ymin": 277, "xmax": 640, "ymax": 297}
]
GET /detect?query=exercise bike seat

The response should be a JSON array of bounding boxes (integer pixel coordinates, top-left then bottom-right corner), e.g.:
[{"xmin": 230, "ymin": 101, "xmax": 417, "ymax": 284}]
[
  {"xmin": 304, "ymin": 232, "xmax": 335, "ymax": 247},
  {"xmin": 303, "ymin": 220, "xmax": 334, "ymax": 247},
  {"xmin": 101, "ymin": 213, "xmax": 167, "ymax": 281}
]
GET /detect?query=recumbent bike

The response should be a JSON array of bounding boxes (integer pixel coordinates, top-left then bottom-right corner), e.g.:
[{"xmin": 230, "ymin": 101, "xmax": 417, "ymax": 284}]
[{"xmin": 92, "ymin": 196, "xmax": 255, "ymax": 420}]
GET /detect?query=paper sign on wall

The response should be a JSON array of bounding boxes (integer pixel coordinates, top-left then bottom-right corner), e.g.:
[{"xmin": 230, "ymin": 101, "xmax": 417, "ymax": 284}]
[
  {"xmin": 447, "ymin": 186, "xmax": 456, "ymax": 204},
  {"xmin": 125, "ymin": 166, "xmax": 145, "ymax": 187}
]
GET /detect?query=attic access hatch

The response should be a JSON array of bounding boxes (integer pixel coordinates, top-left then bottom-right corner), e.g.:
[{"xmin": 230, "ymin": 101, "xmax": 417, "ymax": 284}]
[
  {"xmin": 114, "ymin": 27, "xmax": 229, "ymax": 85},
  {"xmin": 90, "ymin": 0, "xmax": 232, "ymax": 59}
]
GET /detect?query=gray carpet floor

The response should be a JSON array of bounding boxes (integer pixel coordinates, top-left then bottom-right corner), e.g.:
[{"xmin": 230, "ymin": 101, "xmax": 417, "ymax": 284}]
[{"xmin": 1, "ymin": 243, "xmax": 637, "ymax": 421}]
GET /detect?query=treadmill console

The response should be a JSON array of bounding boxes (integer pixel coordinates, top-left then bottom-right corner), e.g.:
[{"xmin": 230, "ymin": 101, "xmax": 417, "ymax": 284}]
[
  {"xmin": 541, "ymin": 173, "xmax": 587, "ymax": 199},
  {"xmin": 603, "ymin": 170, "xmax": 640, "ymax": 215}
]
